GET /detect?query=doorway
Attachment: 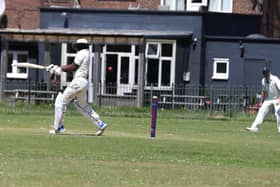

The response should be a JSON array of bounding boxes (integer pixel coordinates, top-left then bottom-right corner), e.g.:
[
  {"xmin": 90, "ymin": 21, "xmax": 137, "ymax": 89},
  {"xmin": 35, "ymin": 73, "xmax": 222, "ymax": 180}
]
[{"xmin": 104, "ymin": 54, "xmax": 132, "ymax": 95}]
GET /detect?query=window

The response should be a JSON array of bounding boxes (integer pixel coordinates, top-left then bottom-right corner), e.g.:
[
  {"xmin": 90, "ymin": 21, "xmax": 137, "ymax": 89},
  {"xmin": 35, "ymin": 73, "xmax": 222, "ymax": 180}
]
[
  {"xmin": 186, "ymin": 0, "xmax": 207, "ymax": 11},
  {"xmin": 146, "ymin": 41, "xmax": 176, "ymax": 88},
  {"xmin": 6, "ymin": 51, "xmax": 29, "ymax": 79},
  {"xmin": 146, "ymin": 43, "xmax": 160, "ymax": 58},
  {"xmin": 212, "ymin": 58, "xmax": 229, "ymax": 80},
  {"xmin": 209, "ymin": 0, "xmax": 233, "ymax": 13},
  {"xmin": 100, "ymin": 44, "xmax": 139, "ymax": 95},
  {"xmin": 160, "ymin": 0, "xmax": 186, "ymax": 11},
  {"xmin": 161, "ymin": 0, "xmax": 209, "ymax": 11}
]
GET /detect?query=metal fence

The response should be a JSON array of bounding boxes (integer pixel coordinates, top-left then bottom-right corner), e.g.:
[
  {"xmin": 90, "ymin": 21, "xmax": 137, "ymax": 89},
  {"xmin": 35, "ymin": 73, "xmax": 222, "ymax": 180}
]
[{"xmin": 3, "ymin": 81, "xmax": 262, "ymax": 114}]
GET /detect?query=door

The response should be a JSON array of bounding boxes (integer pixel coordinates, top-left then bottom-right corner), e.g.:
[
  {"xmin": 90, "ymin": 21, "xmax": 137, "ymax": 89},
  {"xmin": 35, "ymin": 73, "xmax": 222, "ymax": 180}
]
[
  {"xmin": 105, "ymin": 54, "xmax": 117, "ymax": 94},
  {"xmin": 104, "ymin": 54, "xmax": 132, "ymax": 95},
  {"xmin": 243, "ymin": 58, "xmax": 267, "ymax": 86},
  {"xmin": 117, "ymin": 55, "xmax": 131, "ymax": 95}
]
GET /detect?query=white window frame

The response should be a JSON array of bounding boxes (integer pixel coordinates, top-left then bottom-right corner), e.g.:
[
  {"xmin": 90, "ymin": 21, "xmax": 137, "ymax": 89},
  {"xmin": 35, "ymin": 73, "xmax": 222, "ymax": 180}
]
[
  {"xmin": 100, "ymin": 44, "xmax": 139, "ymax": 95},
  {"xmin": 209, "ymin": 0, "xmax": 233, "ymax": 13},
  {"xmin": 146, "ymin": 42, "xmax": 160, "ymax": 58},
  {"xmin": 6, "ymin": 51, "xmax": 29, "ymax": 79},
  {"xmin": 212, "ymin": 58, "xmax": 229, "ymax": 80},
  {"xmin": 145, "ymin": 40, "xmax": 176, "ymax": 90},
  {"xmin": 160, "ymin": 0, "xmax": 186, "ymax": 11},
  {"xmin": 186, "ymin": 0, "xmax": 208, "ymax": 11}
]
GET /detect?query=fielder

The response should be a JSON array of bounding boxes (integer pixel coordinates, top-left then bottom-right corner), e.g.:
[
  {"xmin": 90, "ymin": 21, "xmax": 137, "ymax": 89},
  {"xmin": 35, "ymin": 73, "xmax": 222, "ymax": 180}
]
[
  {"xmin": 246, "ymin": 67, "xmax": 280, "ymax": 132},
  {"xmin": 47, "ymin": 38, "xmax": 108, "ymax": 136}
]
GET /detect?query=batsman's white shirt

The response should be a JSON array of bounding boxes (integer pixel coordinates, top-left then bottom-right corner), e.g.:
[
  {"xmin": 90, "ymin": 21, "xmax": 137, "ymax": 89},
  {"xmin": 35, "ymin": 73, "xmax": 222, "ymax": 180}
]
[
  {"xmin": 62, "ymin": 49, "xmax": 90, "ymax": 105},
  {"xmin": 73, "ymin": 49, "xmax": 90, "ymax": 79},
  {"xmin": 262, "ymin": 74, "xmax": 280, "ymax": 101}
]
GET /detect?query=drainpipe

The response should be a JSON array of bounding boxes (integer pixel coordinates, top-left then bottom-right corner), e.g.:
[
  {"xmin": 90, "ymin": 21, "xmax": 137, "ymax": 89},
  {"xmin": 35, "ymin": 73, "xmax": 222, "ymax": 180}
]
[
  {"xmin": 137, "ymin": 39, "xmax": 146, "ymax": 107},
  {"xmin": 0, "ymin": 39, "xmax": 8, "ymax": 101},
  {"xmin": 92, "ymin": 44, "xmax": 102, "ymax": 104}
]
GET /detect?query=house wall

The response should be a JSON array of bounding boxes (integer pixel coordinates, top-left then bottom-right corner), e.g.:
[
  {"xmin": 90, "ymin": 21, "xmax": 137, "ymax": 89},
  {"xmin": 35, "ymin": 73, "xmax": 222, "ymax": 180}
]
[
  {"xmin": 233, "ymin": 0, "xmax": 262, "ymax": 15},
  {"xmin": 204, "ymin": 13, "xmax": 262, "ymax": 36},
  {"xmin": 205, "ymin": 40, "xmax": 280, "ymax": 87},
  {"xmin": 5, "ymin": 0, "xmax": 40, "ymax": 29},
  {"xmin": 40, "ymin": 9, "xmax": 204, "ymax": 84},
  {"xmin": 81, "ymin": 0, "xmax": 160, "ymax": 10},
  {"xmin": 3, "ymin": 0, "xmax": 259, "ymax": 30}
]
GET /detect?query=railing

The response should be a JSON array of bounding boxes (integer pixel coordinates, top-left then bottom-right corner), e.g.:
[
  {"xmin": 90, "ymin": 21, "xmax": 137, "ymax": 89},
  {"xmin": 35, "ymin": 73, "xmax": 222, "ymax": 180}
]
[
  {"xmin": 4, "ymin": 80, "xmax": 59, "ymax": 104},
  {"xmin": 3, "ymin": 81, "xmax": 262, "ymax": 114}
]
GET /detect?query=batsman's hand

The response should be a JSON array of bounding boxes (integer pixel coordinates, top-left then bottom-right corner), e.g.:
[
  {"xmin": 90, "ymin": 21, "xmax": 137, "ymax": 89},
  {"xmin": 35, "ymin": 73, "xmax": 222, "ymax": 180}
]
[
  {"xmin": 47, "ymin": 65, "xmax": 62, "ymax": 76},
  {"xmin": 46, "ymin": 64, "xmax": 54, "ymax": 72}
]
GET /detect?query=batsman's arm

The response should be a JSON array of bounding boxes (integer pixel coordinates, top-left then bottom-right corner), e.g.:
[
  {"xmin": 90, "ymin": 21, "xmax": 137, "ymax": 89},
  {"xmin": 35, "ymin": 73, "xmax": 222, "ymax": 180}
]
[{"xmin": 61, "ymin": 63, "xmax": 78, "ymax": 72}]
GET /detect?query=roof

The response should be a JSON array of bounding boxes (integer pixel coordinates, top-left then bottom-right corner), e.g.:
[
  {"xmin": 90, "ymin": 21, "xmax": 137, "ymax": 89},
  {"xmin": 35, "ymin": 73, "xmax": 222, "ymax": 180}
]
[{"xmin": 0, "ymin": 28, "xmax": 192, "ymax": 44}]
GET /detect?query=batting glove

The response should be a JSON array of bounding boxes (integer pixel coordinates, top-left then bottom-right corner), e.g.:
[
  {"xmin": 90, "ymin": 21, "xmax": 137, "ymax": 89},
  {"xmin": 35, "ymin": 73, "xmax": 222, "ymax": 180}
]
[
  {"xmin": 48, "ymin": 65, "xmax": 62, "ymax": 76},
  {"xmin": 46, "ymin": 64, "xmax": 54, "ymax": 72}
]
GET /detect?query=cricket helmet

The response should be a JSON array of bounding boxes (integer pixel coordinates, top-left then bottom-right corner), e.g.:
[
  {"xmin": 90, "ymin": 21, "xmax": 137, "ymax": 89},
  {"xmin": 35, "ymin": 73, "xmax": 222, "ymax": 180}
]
[
  {"xmin": 72, "ymin": 38, "xmax": 89, "ymax": 51},
  {"xmin": 75, "ymin": 38, "xmax": 89, "ymax": 44},
  {"xmin": 262, "ymin": 67, "xmax": 270, "ymax": 76}
]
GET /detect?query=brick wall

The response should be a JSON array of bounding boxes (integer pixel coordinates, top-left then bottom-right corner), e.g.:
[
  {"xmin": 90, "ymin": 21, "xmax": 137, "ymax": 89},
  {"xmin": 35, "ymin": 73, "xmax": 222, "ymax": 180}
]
[
  {"xmin": 233, "ymin": 0, "xmax": 261, "ymax": 14},
  {"xmin": 5, "ymin": 0, "xmax": 40, "ymax": 29},
  {"xmin": 3, "ymin": 0, "xmax": 259, "ymax": 30},
  {"xmin": 81, "ymin": 0, "xmax": 160, "ymax": 10}
]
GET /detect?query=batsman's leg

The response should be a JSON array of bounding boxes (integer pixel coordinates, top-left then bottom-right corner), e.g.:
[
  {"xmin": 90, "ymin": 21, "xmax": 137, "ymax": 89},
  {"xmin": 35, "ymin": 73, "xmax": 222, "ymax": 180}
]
[
  {"xmin": 247, "ymin": 101, "xmax": 271, "ymax": 132},
  {"xmin": 274, "ymin": 103, "xmax": 280, "ymax": 132},
  {"xmin": 73, "ymin": 92, "xmax": 108, "ymax": 136},
  {"xmin": 49, "ymin": 92, "xmax": 67, "ymax": 134}
]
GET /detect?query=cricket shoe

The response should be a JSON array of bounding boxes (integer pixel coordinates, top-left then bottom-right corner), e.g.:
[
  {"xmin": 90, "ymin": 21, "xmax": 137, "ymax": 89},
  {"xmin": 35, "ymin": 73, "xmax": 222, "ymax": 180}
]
[
  {"xmin": 49, "ymin": 125, "xmax": 65, "ymax": 135},
  {"xmin": 95, "ymin": 121, "xmax": 108, "ymax": 136},
  {"xmin": 246, "ymin": 127, "xmax": 259, "ymax": 132},
  {"xmin": 58, "ymin": 125, "xmax": 65, "ymax": 133}
]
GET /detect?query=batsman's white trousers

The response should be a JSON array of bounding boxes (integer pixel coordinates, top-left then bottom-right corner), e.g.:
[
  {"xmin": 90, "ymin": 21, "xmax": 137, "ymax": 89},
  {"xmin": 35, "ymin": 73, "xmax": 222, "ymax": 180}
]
[
  {"xmin": 251, "ymin": 99, "xmax": 280, "ymax": 131},
  {"xmin": 53, "ymin": 77, "xmax": 101, "ymax": 130}
]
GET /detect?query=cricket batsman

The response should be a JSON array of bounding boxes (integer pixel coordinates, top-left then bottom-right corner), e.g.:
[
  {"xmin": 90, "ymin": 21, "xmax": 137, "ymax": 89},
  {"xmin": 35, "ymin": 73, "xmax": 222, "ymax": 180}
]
[
  {"xmin": 246, "ymin": 67, "xmax": 280, "ymax": 132},
  {"xmin": 47, "ymin": 38, "xmax": 108, "ymax": 136}
]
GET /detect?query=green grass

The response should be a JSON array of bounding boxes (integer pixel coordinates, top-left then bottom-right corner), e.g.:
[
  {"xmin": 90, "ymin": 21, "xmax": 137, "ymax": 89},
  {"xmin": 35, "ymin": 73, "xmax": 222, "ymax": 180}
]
[{"xmin": 0, "ymin": 112, "xmax": 280, "ymax": 187}]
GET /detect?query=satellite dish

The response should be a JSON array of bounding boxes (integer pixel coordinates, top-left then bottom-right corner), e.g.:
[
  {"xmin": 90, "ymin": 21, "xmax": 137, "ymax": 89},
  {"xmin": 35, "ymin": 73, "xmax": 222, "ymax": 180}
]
[{"xmin": 0, "ymin": 0, "xmax": 6, "ymax": 17}]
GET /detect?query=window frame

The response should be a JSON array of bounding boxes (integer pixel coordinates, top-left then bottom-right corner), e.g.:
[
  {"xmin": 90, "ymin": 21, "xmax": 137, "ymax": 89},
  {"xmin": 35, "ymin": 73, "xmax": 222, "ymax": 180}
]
[
  {"xmin": 186, "ymin": 0, "xmax": 208, "ymax": 11},
  {"xmin": 209, "ymin": 0, "xmax": 233, "ymax": 13},
  {"xmin": 145, "ymin": 40, "xmax": 176, "ymax": 90},
  {"xmin": 212, "ymin": 58, "xmax": 230, "ymax": 80},
  {"xmin": 146, "ymin": 42, "xmax": 160, "ymax": 58},
  {"xmin": 6, "ymin": 51, "xmax": 29, "ymax": 79}
]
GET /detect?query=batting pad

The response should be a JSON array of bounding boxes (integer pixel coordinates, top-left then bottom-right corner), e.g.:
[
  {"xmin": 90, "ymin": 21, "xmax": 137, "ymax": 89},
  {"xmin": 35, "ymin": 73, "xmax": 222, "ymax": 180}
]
[
  {"xmin": 53, "ymin": 92, "xmax": 66, "ymax": 130},
  {"xmin": 73, "ymin": 99, "xmax": 100, "ymax": 127}
]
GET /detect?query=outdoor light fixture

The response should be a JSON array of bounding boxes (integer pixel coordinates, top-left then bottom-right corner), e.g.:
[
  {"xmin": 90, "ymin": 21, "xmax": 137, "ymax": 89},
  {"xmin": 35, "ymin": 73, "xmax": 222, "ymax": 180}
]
[
  {"xmin": 192, "ymin": 37, "xmax": 198, "ymax": 49},
  {"xmin": 240, "ymin": 41, "xmax": 245, "ymax": 58},
  {"xmin": 62, "ymin": 12, "xmax": 68, "ymax": 28}
]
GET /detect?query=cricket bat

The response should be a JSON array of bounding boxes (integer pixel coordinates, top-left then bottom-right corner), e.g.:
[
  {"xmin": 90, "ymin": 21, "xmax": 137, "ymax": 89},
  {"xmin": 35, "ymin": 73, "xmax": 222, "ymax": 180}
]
[{"xmin": 12, "ymin": 63, "xmax": 46, "ymax": 70}]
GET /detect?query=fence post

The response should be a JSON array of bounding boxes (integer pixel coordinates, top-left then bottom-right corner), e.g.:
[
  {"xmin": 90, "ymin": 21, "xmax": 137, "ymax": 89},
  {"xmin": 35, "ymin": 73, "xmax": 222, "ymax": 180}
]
[
  {"xmin": 172, "ymin": 83, "xmax": 175, "ymax": 109},
  {"xmin": 98, "ymin": 81, "xmax": 102, "ymax": 107},
  {"xmin": 28, "ymin": 77, "xmax": 31, "ymax": 104}
]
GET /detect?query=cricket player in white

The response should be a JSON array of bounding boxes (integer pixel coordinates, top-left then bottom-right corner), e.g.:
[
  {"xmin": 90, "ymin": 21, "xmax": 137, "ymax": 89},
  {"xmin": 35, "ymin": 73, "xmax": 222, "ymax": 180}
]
[
  {"xmin": 247, "ymin": 67, "xmax": 280, "ymax": 132},
  {"xmin": 47, "ymin": 38, "xmax": 108, "ymax": 136}
]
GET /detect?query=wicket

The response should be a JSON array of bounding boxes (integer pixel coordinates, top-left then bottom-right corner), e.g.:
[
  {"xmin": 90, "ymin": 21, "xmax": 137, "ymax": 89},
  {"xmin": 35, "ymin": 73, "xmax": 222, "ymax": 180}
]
[{"xmin": 150, "ymin": 96, "xmax": 158, "ymax": 138}]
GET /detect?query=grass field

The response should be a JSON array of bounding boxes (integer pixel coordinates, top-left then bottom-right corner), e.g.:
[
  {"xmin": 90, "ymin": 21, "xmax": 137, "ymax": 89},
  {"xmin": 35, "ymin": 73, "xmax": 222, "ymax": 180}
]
[{"xmin": 1, "ymin": 110, "xmax": 280, "ymax": 187}]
